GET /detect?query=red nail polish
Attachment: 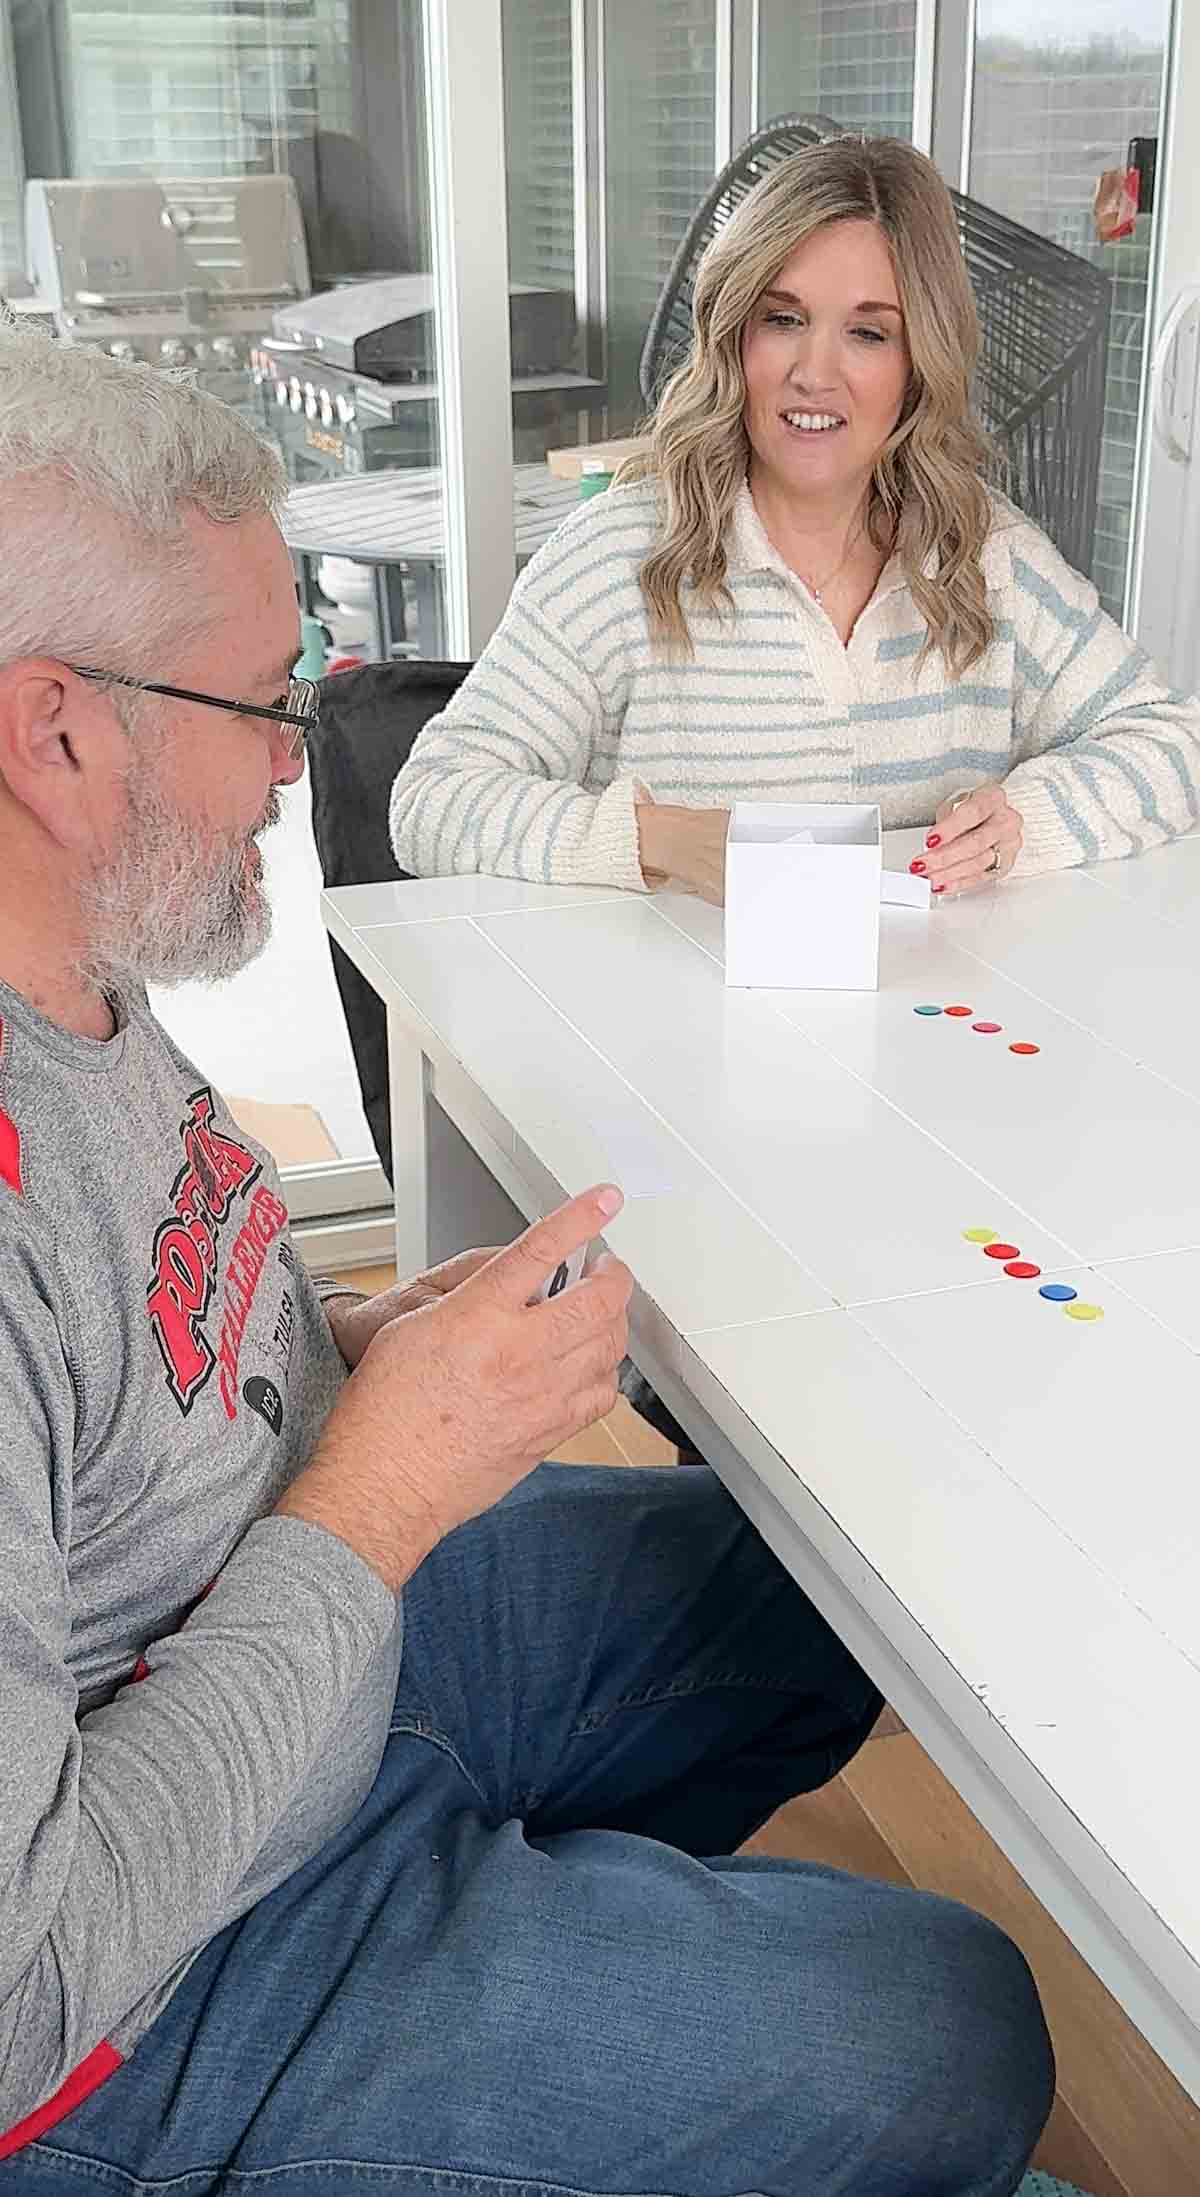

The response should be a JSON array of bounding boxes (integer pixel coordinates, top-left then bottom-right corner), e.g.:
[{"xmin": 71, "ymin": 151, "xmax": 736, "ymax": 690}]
[
  {"xmin": 926, "ymin": 833, "xmax": 941, "ymax": 849},
  {"xmin": 931, "ymin": 882, "xmax": 945, "ymax": 894},
  {"xmin": 909, "ymin": 859, "xmax": 926, "ymax": 875}
]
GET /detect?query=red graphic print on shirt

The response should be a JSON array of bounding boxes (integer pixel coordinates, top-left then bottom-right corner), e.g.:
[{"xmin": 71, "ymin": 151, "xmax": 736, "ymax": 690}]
[
  {"xmin": 0, "ymin": 1017, "xmax": 23, "ymax": 1196},
  {"xmin": 215, "ymin": 1185, "xmax": 289, "ymax": 1421},
  {"xmin": 146, "ymin": 1087, "xmax": 274, "ymax": 1416}
]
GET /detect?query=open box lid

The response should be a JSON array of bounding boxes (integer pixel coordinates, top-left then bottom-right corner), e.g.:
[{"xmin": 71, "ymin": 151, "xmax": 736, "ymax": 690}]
[{"xmin": 727, "ymin": 801, "xmax": 882, "ymax": 849}]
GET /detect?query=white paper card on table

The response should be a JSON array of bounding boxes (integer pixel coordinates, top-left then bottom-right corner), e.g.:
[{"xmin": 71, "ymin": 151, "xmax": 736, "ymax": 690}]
[
  {"xmin": 724, "ymin": 800, "xmax": 882, "ymax": 991},
  {"xmin": 881, "ymin": 868, "xmax": 932, "ymax": 910},
  {"xmin": 583, "ymin": 1111, "xmax": 688, "ymax": 1198}
]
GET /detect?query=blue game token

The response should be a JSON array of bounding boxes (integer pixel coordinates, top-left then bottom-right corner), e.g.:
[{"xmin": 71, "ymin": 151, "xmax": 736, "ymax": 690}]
[
  {"xmin": 1039, "ymin": 1283, "xmax": 1077, "ymax": 1303},
  {"xmin": 913, "ymin": 1004, "xmax": 943, "ymax": 1016}
]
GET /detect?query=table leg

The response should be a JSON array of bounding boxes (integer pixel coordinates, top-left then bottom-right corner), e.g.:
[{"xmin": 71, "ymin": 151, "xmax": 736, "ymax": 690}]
[
  {"xmin": 294, "ymin": 550, "xmax": 319, "ymax": 618},
  {"xmin": 387, "ymin": 1013, "xmax": 525, "ymax": 1274},
  {"xmin": 424, "ymin": 1099, "xmax": 525, "ymax": 1262},
  {"xmin": 370, "ymin": 566, "xmax": 391, "ymax": 668},
  {"xmin": 387, "ymin": 1011, "xmax": 431, "ymax": 1272},
  {"xmin": 409, "ymin": 559, "xmax": 447, "ymax": 660}
]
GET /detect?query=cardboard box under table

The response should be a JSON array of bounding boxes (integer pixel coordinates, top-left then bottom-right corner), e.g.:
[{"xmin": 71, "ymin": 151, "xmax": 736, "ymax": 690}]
[{"xmin": 724, "ymin": 801, "xmax": 883, "ymax": 991}]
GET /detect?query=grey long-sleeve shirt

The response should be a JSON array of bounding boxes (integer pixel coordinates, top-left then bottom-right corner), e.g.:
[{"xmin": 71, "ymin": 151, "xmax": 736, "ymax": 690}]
[{"xmin": 0, "ymin": 980, "xmax": 401, "ymax": 2142}]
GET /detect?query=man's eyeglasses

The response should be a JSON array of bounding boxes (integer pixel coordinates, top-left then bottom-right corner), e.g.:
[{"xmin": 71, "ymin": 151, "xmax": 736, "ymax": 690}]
[{"xmin": 70, "ymin": 664, "xmax": 321, "ymax": 761}]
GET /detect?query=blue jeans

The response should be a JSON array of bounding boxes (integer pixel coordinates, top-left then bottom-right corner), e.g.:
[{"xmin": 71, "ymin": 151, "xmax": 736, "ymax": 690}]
[{"xmin": 7, "ymin": 1464, "xmax": 1054, "ymax": 2197}]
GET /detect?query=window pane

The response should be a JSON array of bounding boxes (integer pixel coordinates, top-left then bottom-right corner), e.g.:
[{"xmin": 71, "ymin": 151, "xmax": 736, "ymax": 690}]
[
  {"xmin": 1, "ymin": 0, "xmax": 450, "ymax": 1178},
  {"xmin": 501, "ymin": 0, "xmax": 600, "ymax": 466},
  {"xmin": 969, "ymin": 2, "xmax": 1169, "ymax": 618},
  {"xmin": 504, "ymin": 0, "xmax": 573, "ymax": 298},
  {"xmin": 758, "ymin": 0, "xmax": 917, "ymax": 142},
  {"xmin": 498, "ymin": 3, "xmax": 717, "ymax": 534},
  {"xmin": 604, "ymin": 0, "xmax": 717, "ymax": 432},
  {"xmin": 0, "ymin": 3, "xmax": 19, "ymax": 289}
]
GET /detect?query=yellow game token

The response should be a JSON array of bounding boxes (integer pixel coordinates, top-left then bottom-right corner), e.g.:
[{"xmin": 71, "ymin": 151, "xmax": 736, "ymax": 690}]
[
  {"xmin": 962, "ymin": 1228, "xmax": 997, "ymax": 1245},
  {"xmin": 1064, "ymin": 1301, "xmax": 1104, "ymax": 1322}
]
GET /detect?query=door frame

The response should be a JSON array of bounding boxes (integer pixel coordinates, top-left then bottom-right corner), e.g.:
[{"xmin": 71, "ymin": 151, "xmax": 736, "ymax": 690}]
[{"xmin": 1128, "ymin": 0, "xmax": 1200, "ymax": 681}]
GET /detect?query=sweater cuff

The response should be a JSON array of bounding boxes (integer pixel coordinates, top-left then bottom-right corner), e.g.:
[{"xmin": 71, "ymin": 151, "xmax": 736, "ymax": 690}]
[
  {"xmin": 557, "ymin": 774, "xmax": 650, "ymax": 893},
  {"xmin": 1006, "ymin": 770, "xmax": 1090, "ymax": 879}
]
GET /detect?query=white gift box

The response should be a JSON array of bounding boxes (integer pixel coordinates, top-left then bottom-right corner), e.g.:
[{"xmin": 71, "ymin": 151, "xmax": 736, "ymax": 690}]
[{"xmin": 724, "ymin": 801, "xmax": 883, "ymax": 991}]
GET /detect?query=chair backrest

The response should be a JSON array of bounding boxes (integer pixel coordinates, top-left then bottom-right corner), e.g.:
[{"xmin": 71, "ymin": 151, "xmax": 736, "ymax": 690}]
[
  {"xmin": 959, "ymin": 199, "xmax": 1109, "ymax": 575},
  {"xmin": 309, "ymin": 658, "xmax": 471, "ymax": 1181},
  {"xmin": 639, "ymin": 116, "xmax": 1111, "ymax": 579},
  {"xmin": 638, "ymin": 115, "xmax": 840, "ymax": 410}
]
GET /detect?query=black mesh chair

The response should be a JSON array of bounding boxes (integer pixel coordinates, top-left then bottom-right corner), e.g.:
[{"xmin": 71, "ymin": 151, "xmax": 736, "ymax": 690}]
[
  {"xmin": 639, "ymin": 116, "xmax": 1111, "ymax": 579},
  {"xmin": 307, "ymin": 658, "xmax": 470, "ymax": 1183}
]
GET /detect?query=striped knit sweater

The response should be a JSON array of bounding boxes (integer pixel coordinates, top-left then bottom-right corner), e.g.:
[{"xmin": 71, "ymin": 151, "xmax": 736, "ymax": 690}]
[{"xmin": 389, "ymin": 477, "xmax": 1200, "ymax": 891}]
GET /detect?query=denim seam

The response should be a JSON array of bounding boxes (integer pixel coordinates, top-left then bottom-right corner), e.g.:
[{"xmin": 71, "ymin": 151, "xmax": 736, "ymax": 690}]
[
  {"xmin": 568, "ymin": 1670, "xmax": 808, "ymax": 1736},
  {"xmin": 21, "ymin": 2155, "xmax": 214, "ymax": 2195},
  {"xmin": 386, "ymin": 1716, "xmax": 492, "ymax": 1812},
  {"xmin": 24, "ymin": 2144, "xmax": 703, "ymax": 2197},
  {"xmin": 230, "ymin": 2166, "xmax": 691, "ymax": 2197}
]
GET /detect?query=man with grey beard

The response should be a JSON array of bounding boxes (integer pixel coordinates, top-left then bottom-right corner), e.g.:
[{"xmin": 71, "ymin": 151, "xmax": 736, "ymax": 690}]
[{"xmin": 0, "ymin": 331, "xmax": 1053, "ymax": 2196}]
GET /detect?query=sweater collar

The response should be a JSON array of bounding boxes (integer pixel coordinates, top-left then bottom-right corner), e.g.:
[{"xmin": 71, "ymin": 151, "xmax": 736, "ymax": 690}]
[
  {"xmin": 725, "ymin": 477, "xmax": 928, "ymax": 605},
  {"xmin": 726, "ymin": 479, "xmax": 788, "ymax": 578}
]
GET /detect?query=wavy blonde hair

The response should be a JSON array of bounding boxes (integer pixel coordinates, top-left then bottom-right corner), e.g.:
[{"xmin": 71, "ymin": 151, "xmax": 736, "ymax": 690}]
[{"xmin": 620, "ymin": 136, "xmax": 995, "ymax": 675}]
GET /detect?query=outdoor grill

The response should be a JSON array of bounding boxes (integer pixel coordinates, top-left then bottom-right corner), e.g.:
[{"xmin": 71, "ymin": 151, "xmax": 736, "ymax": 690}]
[
  {"xmin": 22, "ymin": 174, "xmax": 310, "ymax": 412},
  {"xmin": 251, "ymin": 273, "xmax": 587, "ymax": 482}
]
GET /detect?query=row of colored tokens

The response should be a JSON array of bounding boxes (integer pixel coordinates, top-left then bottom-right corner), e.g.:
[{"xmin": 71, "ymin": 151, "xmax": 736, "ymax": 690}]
[
  {"xmin": 962, "ymin": 1228, "xmax": 1103, "ymax": 1321},
  {"xmin": 914, "ymin": 1003, "xmax": 1038, "ymax": 1054}
]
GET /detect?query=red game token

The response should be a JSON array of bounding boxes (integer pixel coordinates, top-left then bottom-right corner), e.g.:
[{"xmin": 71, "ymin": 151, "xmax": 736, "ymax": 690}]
[
  {"xmin": 1010, "ymin": 1042, "xmax": 1040, "ymax": 1056},
  {"xmin": 1004, "ymin": 1260, "xmax": 1041, "ymax": 1279},
  {"xmin": 972, "ymin": 1022, "xmax": 1002, "ymax": 1034},
  {"xmin": 944, "ymin": 1005, "xmax": 973, "ymax": 1017},
  {"xmin": 983, "ymin": 1242, "xmax": 1020, "ymax": 1260}
]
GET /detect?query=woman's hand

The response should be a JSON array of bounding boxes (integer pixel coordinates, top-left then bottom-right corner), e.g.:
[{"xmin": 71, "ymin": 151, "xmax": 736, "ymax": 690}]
[
  {"xmin": 914, "ymin": 784, "xmax": 1024, "ymax": 897},
  {"xmin": 636, "ymin": 802, "xmax": 730, "ymax": 905}
]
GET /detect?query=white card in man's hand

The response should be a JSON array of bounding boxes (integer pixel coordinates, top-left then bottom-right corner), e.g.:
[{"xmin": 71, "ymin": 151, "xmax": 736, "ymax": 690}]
[{"xmin": 534, "ymin": 1243, "xmax": 588, "ymax": 1304}]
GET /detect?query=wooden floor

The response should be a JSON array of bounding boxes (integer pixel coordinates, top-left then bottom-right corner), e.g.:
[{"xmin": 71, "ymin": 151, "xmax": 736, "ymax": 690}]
[{"xmin": 334, "ymin": 1264, "xmax": 1200, "ymax": 2197}]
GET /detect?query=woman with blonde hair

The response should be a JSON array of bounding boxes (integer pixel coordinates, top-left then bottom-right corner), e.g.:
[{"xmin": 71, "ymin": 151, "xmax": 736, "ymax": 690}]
[{"xmin": 391, "ymin": 135, "xmax": 1200, "ymax": 902}]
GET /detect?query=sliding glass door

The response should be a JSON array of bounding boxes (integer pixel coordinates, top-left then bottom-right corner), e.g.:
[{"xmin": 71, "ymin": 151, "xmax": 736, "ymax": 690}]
[
  {"xmin": 967, "ymin": 0, "xmax": 1171, "ymax": 623},
  {"xmin": 757, "ymin": 0, "xmax": 920, "ymax": 141}
]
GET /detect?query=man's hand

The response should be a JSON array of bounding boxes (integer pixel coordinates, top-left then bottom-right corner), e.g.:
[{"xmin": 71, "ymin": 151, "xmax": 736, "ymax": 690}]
[
  {"xmin": 914, "ymin": 783, "xmax": 1024, "ymax": 896},
  {"xmin": 277, "ymin": 1187, "xmax": 631, "ymax": 1591},
  {"xmin": 326, "ymin": 1249, "xmax": 499, "ymax": 1370},
  {"xmin": 637, "ymin": 801, "xmax": 730, "ymax": 905}
]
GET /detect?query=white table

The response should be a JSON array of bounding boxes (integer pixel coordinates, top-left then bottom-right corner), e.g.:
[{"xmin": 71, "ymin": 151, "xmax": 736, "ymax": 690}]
[
  {"xmin": 283, "ymin": 463, "xmax": 581, "ymax": 659},
  {"xmin": 322, "ymin": 830, "xmax": 1200, "ymax": 2101}
]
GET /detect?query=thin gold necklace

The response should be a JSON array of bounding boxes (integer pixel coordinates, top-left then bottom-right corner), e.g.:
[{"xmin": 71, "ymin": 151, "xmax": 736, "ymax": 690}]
[{"xmin": 799, "ymin": 511, "xmax": 867, "ymax": 605}]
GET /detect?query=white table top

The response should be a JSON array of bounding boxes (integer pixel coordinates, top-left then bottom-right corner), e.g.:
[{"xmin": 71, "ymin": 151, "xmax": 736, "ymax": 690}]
[
  {"xmin": 323, "ymin": 828, "xmax": 1200, "ymax": 2096},
  {"xmin": 282, "ymin": 461, "xmax": 579, "ymax": 565}
]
